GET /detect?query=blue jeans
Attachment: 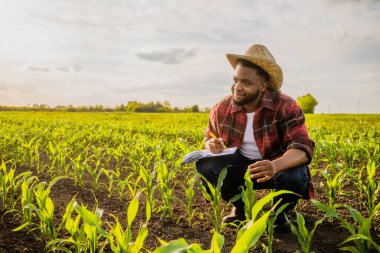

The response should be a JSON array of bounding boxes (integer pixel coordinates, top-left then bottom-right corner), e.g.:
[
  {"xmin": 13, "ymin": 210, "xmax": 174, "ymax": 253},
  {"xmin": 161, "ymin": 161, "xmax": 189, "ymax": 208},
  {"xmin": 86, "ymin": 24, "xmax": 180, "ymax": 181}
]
[{"xmin": 196, "ymin": 150, "xmax": 309, "ymax": 213}]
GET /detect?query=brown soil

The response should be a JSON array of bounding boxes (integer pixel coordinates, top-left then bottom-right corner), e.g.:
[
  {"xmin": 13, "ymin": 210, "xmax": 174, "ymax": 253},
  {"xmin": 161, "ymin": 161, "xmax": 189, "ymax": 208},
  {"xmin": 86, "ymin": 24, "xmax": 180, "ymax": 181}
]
[{"xmin": 0, "ymin": 166, "xmax": 379, "ymax": 253}]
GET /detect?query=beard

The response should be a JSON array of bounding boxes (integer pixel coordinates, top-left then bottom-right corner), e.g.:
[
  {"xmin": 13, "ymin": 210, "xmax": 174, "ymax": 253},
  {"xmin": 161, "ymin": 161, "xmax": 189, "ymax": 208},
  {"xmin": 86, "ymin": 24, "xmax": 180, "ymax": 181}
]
[{"xmin": 232, "ymin": 90, "xmax": 261, "ymax": 107}]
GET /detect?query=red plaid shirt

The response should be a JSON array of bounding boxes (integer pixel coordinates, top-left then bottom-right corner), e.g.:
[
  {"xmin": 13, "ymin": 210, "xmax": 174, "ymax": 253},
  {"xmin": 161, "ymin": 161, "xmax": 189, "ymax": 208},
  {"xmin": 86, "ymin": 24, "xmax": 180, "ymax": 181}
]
[{"xmin": 205, "ymin": 90, "xmax": 315, "ymax": 161}]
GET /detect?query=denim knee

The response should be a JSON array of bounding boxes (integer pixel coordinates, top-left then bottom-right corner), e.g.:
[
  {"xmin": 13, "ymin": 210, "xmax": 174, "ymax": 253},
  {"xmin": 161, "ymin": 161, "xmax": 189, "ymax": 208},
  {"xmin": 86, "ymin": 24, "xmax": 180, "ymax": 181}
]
[
  {"xmin": 274, "ymin": 164, "xmax": 309, "ymax": 195},
  {"xmin": 195, "ymin": 159, "xmax": 219, "ymax": 185}
]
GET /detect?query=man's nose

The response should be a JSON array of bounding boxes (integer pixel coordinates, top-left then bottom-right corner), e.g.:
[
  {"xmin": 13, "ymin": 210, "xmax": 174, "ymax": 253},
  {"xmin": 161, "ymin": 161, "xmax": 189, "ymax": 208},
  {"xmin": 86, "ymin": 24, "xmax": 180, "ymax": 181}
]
[{"xmin": 234, "ymin": 81, "xmax": 244, "ymax": 90}]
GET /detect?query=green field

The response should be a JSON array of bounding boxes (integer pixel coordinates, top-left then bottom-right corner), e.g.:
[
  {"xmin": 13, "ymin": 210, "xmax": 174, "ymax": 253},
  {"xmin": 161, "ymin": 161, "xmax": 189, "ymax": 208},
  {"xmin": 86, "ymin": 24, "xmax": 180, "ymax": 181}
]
[{"xmin": 0, "ymin": 112, "xmax": 379, "ymax": 252}]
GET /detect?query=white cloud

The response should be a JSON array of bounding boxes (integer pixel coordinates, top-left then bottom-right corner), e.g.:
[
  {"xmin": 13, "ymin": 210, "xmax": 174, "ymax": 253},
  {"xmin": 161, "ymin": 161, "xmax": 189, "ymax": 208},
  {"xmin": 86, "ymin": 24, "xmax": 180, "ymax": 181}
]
[
  {"xmin": 135, "ymin": 47, "xmax": 198, "ymax": 64},
  {"xmin": 334, "ymin": 25, "xmax": 348, "ymax": 41}
]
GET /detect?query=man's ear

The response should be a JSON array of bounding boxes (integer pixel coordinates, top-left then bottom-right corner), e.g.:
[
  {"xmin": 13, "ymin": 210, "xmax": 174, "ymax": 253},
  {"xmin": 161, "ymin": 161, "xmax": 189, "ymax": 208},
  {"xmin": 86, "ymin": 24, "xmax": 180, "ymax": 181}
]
[
  {"xmin": 231, "ymin": 83, "xmax": 236, "ymax": 93},
  {"xmin": 260, "ymin": 82, "xmax": 268, "ymax": 91}
]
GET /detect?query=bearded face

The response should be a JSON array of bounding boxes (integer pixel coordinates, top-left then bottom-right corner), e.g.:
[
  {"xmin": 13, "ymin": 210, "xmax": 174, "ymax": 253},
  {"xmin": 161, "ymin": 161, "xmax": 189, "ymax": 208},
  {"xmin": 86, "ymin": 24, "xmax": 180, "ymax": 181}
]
[{"xmin": 231, "ymin": 65, "xmax": 267, "ymax": 111}]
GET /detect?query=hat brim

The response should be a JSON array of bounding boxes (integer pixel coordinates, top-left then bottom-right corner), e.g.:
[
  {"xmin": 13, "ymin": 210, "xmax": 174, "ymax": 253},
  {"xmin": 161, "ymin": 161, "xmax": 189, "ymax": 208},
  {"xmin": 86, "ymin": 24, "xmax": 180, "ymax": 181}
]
[{"xmin": 226, "ymin": 53, "xmax": 283, "ymax": 90}]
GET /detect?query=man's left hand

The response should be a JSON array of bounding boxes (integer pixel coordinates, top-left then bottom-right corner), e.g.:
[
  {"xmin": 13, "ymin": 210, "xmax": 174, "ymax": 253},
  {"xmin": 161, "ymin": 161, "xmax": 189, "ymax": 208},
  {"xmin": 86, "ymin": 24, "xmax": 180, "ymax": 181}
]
[{"xmin": 247, "ymin": 160, "xmax": 277, "ymax": 183}]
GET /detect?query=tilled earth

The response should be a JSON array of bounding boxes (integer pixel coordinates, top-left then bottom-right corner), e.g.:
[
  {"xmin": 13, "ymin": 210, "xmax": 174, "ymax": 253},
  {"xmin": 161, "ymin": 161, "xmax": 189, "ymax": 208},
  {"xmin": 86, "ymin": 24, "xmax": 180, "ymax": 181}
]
[{"xmin": 0, "ymin": 166, "xmax": 379, "ymax": 253}]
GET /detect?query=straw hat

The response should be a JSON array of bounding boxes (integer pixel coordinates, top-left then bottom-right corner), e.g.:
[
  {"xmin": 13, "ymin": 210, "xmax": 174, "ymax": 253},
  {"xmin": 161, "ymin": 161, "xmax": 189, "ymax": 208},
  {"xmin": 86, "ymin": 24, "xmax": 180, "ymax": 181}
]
[{"xmin": 226, "ymin": 44, "xmax": 283, "ymax": 90}]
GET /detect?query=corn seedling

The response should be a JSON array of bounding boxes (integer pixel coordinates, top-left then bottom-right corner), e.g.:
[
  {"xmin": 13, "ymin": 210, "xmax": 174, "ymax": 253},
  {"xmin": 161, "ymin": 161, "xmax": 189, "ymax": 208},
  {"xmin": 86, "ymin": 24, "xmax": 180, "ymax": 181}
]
[
  {"xmin": 21, "ymin": 136, "xmax": 40, "ymax": 168},
  {"xmin": 156, "ymin": 160, "xmax": 176, "ymax": 219},
  {"xmin": 313, "ymin": 199, "xmax": 380, "ymax": 253},
  {"xmin": 288, "ymin": 211, "xmax": 324, "ymax": 253},
  {"xmin": 100, "ymin": 168, "xmax": 117, "ymax": 197},
  {"xmin": 0, "ymin": 160, "xmax": 33, "ymax": 209},
  {"xmin": 262, "ymin": 203, "xmax": 290, "ymax": 253},
  {"xmin": 47, "ymin": 196, "xmax": 84, "ymax": 252},
  {"xmin": 20, "ymin": 175, "xmax": 39, "ymax": 226},
  {"xmin": 117, "ymin": 174, "xmax": 132, "ymax": 201},
  {"xmin": 320, "ymin": 168, "xmax": 345, "ymax": 207},
  {"xmin": 47, "ymin": 141, "xmax": 70, "ymax": 176},
  {"xmin": 239, "ymin": 170, "xmax": 256, "ymax": 220},
  {"xmin": 73, "ymin": 201, "xmax": 108, "ymax": 253},
  {"xmin": 70, "ymin": 155, "xmax": 86, "ymax": 187},
  {"xmin": 232, "ymin": 190, "xmax": 294, "ymax": 253},
  {"xmin": 126, "ymin": 176, "xmax": 142, "ymax": 201},
  {"xmin": 139, "ymin": 165, "xmax": 157, "ymax": 222},
  {"xmin": 181, "ymin": 174, "xmax": 197, "ymax": 227},
  {"xmin": 14, "ymin": 176, "xmax": 65, "ymax": 242},
  {"xmin": 85, "ymin": 158, "xmax": 102, "ymax": 188},
  {"xmin": 354, "ymin": 160, "xmax": 379, "ymax": 214},
  {"xmin": 197, "ymin": 167, "xmax": 227, "ymax": 233},
  {"xmin": 339, "ymin": 202, "xmax": 380, "ymax": 253},
  {"xmin": 106, "ymin": 191, "xmax": 148, "ymax": 253}
]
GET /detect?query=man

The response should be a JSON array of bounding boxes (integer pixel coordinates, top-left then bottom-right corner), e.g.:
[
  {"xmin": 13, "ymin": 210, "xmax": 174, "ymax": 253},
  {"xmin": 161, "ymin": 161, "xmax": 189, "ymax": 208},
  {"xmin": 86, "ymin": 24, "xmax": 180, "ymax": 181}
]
[{"xmin": 196, "ymin": 44, "xmax": 315, "ymax": 233}]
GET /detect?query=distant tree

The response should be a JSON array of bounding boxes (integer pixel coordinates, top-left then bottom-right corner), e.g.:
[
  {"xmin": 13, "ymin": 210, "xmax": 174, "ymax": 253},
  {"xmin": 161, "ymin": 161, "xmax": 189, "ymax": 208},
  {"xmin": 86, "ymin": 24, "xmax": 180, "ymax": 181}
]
[
  {"xmin": 191, "ymin": 104, "xmax": 200, "ymax": 112},
  {"xmin": 202, "ymin": 107, "xmax": 211, "ymax": 113},
  {"xmin": 127, "ymin": 101, "xmax": 141, "ymax": 112},
  {"xmin": 115, "ymin": 104, "xmax": 126, "ymax": 111},
  {"xmin": 297, "ymin": 93, "xmax": 318, "ymax": 114}
]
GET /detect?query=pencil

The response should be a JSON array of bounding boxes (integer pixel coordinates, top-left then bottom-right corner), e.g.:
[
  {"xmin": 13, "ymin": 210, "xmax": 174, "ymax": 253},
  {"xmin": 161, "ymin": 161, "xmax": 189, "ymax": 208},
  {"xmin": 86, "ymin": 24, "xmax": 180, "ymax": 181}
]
[{"xmin": 208, "ymin": 132, "xmax": 227, "ymax": 149}]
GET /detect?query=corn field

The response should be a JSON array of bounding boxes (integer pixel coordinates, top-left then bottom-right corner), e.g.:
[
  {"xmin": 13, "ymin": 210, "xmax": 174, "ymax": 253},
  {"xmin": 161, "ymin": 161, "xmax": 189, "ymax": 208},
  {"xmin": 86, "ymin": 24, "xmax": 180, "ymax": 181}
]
[{"xmin": 0, "ymin": 112, "xmax": 379, "ymax": 253}]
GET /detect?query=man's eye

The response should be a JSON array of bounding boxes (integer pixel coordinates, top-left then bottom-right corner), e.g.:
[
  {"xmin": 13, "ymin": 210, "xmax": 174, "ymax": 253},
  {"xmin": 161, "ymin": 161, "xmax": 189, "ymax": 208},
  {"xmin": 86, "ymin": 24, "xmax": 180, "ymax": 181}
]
[{"xmin": 243, "ymin": 81, "xmax": 250, "ymax": 85}]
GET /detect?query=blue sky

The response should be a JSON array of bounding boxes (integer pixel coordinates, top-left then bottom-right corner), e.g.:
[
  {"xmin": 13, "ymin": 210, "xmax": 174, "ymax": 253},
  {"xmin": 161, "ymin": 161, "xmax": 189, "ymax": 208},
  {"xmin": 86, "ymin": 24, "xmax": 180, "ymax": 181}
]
[{"xmin": 0, "ymin": 0, "xmax": 379, "ymax": 113}]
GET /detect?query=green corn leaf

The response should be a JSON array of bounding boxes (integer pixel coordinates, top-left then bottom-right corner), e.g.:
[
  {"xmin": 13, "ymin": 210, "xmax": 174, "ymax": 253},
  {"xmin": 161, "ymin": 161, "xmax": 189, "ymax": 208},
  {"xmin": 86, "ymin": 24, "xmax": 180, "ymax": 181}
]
[
  {"xmin": 340, "ymin": 233, "xmax": 380, "ymax": 251},
  {"xmin": 368, "ymin": 201, "xmax": 380, "ymax": 220},
  {"xmin": 127, "ymin": 192, "xmax": 141, "ymax": 228},
  {"xmin": 113, "ymin": 221, "xmax": 124, "ymax": 246},
  {"xmin": 229, "ymin": 193, "xmax": 241, "ymax": 203},
  {"xmin": 45, "ymin": 197, "xmax": 55, "ymax": 216},
  {"xmin": 289, "ymin": 222, "xmax": 302, "ymax": 242},
  {"xmin": 231, "ymin": 210, "xmax": 271, "ymax": 253},
  {"xmin": 339, "ymin": 246, "xmax": 362, "ymax": 253},
  {"xmin": 196, "ymin": 173, "xmax": 216, "ymax": 200},
  {"xmin": 12, "ymin": 222, "xmax": 31, "ymax": 232},
  {"xmin": 309, "ymin": 218, "xmax": 324, "ymax": 241},
  {"xmin": 211, "ymin": 231, "xmax": 224, "ymax": 253},
  {"xmin": 146, "ymin": 201, "xmax": 152, "ymax": 222},
  {"xmin": 366, "ymin": 160, "xmax": 376, "ymax": 179},
  {"xmin": 340, "ymin": 220, "xmax": 356, "ymax": 235},
  {"xmin": 73, "ymin": 202, "xmax": 102, "ymax": 228},
  {"xmin": 48, "ymin": 176, "xmax": 66, "ymax": 189},
  {"xmin": 61, "ymin": 196, "xmax": 77, "ymax": 225},
  {"xmin": 311, "ymin": 199, "xmax": 340, "ymax": 218},
  {"xmin": 131, "ymin": 226, "xmax": 148, "ymax": 253},
  {"xmin": 251, "ymin": 190, "xmax": 294, "ymax": 222},
  {"xmin": 332, "ymin": 170, "xmax": 344, "ymax": 186},
  {"xmin": 48, "ymin": 141, "xmax": 55, "ymax": 156},
  {"xmin": 50, "ymin": 246, "xmax": 72, "ymax": 253},
  {"xmin": 14, "ymin": 171, "xmax": 33, "ymax": 183},
  {"xmin": 295, "ymin": 212, "xmax": 308, "ymax": 240},
  {"xmin": 216, "ymin": 167, "xmax": 228, "ymax": 190},
  {"xmin": 345, "ymin": 206, "xmax": 365, "ymax": 226},
  {"xmin": 152, "ymin": 238, "xmax": 190, "ymax": 253}
]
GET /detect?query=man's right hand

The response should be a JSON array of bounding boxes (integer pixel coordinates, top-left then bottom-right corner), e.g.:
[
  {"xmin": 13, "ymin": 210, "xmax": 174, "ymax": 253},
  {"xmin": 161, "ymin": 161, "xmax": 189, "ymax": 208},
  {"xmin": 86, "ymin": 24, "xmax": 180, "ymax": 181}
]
[{"xmin": 205, "ymin": 138, "xmax": 225, "ymax": 154}]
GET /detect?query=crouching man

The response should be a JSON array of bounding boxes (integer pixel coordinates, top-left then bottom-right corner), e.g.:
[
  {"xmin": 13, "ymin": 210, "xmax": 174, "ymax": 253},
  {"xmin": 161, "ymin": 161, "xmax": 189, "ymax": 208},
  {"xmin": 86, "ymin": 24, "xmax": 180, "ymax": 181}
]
[{"xmin": 196, "ymin": 43, "xmax": 315, "ymax": 233}]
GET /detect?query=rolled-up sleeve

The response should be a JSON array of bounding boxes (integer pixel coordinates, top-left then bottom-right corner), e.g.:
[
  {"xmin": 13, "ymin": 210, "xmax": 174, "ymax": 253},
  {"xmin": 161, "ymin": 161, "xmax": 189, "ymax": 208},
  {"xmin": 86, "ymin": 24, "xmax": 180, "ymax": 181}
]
[{"xmin": 279, "ymin": 101, "xmax": 315, "ymax": 162}]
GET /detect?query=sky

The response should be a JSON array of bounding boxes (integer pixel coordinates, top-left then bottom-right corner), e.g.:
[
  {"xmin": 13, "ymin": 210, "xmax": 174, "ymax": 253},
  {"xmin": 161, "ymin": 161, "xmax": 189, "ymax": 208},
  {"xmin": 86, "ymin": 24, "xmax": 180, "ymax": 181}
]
[{"xmin": 0, "ymin": 0, "xmax": 379, "ymax": 113}]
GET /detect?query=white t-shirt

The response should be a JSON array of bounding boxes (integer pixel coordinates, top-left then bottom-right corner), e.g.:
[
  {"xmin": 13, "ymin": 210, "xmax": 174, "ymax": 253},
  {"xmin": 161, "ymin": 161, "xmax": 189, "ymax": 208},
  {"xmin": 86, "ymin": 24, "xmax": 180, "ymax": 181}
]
[{"xmin": 239, "ymin": 112, "xmax": 263, "ymax": 160}]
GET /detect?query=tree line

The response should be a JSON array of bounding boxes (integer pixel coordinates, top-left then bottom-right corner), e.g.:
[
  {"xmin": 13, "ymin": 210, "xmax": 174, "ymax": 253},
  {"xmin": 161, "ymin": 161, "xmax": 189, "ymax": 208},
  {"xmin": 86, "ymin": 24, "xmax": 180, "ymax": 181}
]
[
  {"xmin": 1, "ymin": 94, "xmax": 318, "ymax": 114},
  {"xmin": 0, "ymin": 101, "xmax": 209, "ymax": 113}
]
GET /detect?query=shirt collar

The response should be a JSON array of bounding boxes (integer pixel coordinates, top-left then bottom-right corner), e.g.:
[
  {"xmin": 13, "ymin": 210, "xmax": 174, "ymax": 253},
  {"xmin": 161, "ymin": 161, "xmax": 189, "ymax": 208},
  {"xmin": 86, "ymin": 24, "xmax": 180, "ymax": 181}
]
[
  {"xmin": 259, "ymin": 89, "xmax": 276, "ymax": 111},
  {"xmin": 230, "ymin": 89, "xmax": 276, "ymax": 113}
]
